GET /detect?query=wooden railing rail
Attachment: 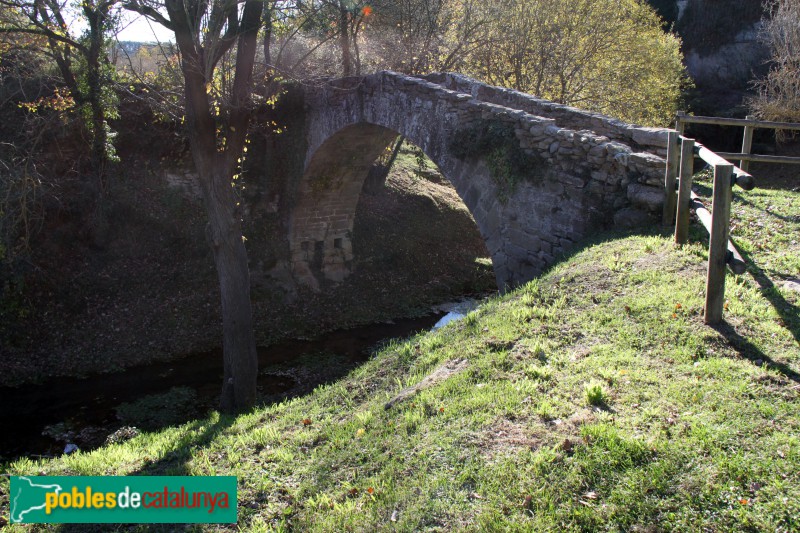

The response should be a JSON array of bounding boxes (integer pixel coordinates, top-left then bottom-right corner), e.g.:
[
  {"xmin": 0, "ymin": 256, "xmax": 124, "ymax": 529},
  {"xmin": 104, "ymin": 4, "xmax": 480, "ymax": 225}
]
[
  {"xmin": 714, "ymin": 153, "xmax": 800, "ymax": 165},
  {"xmin": 662, "ymin": 131, "xmax": 754, "ymax": 325},
  {"xmin": 690, "ymin": 191, "xmax": 747, "ymax": 275},
  {"xmin": 666, "ymin": 112, "xmax": 800, "ymax": 324},
  {"xmin": 675, "ymin": 111, "xmax": 800, "ymax": 172},
  {"xmin": 675, "ymin": 113, "xmax": 800, "ymax": 130}
]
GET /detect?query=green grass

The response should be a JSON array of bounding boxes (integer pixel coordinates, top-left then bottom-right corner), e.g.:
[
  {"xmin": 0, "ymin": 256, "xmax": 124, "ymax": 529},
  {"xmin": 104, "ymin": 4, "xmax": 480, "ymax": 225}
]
[{"xmin": 1, "ymin": 178, "xmax": 798, "ymax": 531}]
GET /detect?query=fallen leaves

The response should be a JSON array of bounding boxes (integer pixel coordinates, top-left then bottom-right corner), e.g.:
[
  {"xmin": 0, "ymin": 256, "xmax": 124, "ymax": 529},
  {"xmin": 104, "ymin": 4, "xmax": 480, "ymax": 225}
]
[
  {"xmin": 561, "ymin": 438, "xmax": 574, "ymax": 456},
  {"xmin": 522, "ymin": 495, "xmax": 533, "ymax": 511}
]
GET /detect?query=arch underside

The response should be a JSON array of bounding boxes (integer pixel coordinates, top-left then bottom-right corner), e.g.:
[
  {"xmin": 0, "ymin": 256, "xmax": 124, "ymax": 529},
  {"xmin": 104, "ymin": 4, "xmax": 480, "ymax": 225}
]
[{"xmin": 289, "ymin": 122, "xmax": 501, "ymax": 291}]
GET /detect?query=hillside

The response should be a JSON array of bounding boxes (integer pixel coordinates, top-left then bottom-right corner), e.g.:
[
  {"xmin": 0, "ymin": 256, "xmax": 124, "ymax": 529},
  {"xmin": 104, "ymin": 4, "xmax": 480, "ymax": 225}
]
[{"xmin": 2, "ymin": 167, "xmax": 798, "ymax": 531}]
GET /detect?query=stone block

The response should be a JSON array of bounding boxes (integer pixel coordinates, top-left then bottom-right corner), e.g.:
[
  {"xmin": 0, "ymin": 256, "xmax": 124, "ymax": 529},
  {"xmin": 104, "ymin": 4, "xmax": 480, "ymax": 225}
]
[
  {"xmin": 588, "ymin": 145, "xmax": 606, "ymax": 158},
  {"xmin": 628, "ymin": 152, "xmax": 665, "ymax": 172},
  {"xmin": 613, "ymin": 207, "xmax": 653, "ymax": 229},
  {"xmin": 604, "ymin": 142, "xmax": 629, "ymax": 155},
  {"xmin": 541, "ymin": 180, "xmax": 565, "ymax": 195},
  {"xmin": 630, "ymin": 127, "xmax": 669, "ymax": 148},
  {"xmin": 627, "ymin": 183, "xmax": 663, "ymax": 212},
  {"xmin": 557, "ymin": 174, "xmax": 587, "ymax": 188},
  {"xmin": 538, "ymin": 252, "xmax": 555, "ymax": 264},
  {"xmin": 509, "ymin": 229, "xmax": 542, "ymax": 253}
]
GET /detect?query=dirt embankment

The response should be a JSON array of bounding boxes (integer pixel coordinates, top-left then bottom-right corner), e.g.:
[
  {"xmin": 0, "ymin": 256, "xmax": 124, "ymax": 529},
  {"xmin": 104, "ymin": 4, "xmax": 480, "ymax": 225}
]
[{"xmin": 0, "ymin": 110, "xmax": 495, "ymax": 386}]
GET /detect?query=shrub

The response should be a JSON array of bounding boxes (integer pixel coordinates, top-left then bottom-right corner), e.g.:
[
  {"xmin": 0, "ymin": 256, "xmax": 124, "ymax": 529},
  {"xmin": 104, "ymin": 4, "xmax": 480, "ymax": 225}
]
[{"xmin": 749, "ymin": 0, "xmax": 800, "ymax": 137}]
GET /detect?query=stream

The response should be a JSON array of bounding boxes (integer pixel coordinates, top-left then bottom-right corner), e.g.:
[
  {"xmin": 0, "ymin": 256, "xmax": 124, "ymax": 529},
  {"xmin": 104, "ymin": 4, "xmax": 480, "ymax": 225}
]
[{"xmin": 0, "ymin": 301, "xmax": 481, "ymax": 461}]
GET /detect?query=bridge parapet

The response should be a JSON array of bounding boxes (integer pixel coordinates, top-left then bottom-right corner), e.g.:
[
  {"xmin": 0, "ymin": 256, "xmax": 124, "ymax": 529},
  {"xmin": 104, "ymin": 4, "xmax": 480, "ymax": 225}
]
[
  {"xmin": 421, "ymin": 72, "xmax": 672, "ymax": 158},
  {"xmin": 368, "ymin": 72, "xmax": 666, "ymax": 187}
]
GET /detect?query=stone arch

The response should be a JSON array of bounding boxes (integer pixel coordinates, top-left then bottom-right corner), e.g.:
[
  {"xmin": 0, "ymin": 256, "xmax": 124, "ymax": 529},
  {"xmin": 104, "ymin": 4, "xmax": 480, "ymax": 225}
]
[
  {"xmin": 288, "ymin": 121, "xmax": 505, "ymax": 291},
  {"xmin": 284, "ymin": 71, "xmax": 669, "ymax": 292}
]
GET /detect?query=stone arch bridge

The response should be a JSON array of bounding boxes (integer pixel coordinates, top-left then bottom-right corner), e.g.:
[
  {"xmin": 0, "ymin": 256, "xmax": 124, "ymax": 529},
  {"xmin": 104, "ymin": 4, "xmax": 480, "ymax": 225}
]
[{"xmin": 257, "ymin": 71, "xmax": 669, "ymax": 291}]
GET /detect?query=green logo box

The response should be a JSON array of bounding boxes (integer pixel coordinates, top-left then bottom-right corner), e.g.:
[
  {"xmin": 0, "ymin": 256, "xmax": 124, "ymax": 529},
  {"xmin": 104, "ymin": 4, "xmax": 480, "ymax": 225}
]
[{"xmin": 9, "ymin": 476, "xmax": 237, "ymax": 524}]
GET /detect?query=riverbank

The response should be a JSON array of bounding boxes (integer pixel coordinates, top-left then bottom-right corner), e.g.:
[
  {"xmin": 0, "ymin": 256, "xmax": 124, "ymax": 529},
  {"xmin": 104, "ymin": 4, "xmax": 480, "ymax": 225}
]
[
  {"xmin": 2, "ymin": 170, "xmax": 797, "ymax": 529},
  {"xmin": 0, "ymin": 146, "xmax": 495, "ymax": 387},
  {"xmin": 0, "ymin": 312, "xmax": 448, "ymax": 461}
]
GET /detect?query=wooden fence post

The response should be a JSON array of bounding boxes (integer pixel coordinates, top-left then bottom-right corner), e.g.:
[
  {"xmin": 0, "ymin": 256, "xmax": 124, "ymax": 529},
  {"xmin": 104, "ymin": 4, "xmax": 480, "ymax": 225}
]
[
  {"xmin": 674, "ymin": 137, "xmax": 695, "ymax": 244},
  {"xmin": 676, "ymin": 111, "xmax": 686, "ymax": 136},
  {"xmin": 740, "ymin": 115, "xmax": 755, "ymax": 172},
  {"xmin": 704, "ymin": 162, "xmax": 734, "ymax": 325},
  {"xmin": 662, "ymin": 131, "xmax": 680, "ymax": 227}
]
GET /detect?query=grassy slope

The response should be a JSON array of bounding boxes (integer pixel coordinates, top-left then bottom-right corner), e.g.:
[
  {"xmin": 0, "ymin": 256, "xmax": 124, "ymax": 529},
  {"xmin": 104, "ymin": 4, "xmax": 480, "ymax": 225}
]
[{"xmin": 2, "ymin": 177, "xmax": 798, "ymax": 532}]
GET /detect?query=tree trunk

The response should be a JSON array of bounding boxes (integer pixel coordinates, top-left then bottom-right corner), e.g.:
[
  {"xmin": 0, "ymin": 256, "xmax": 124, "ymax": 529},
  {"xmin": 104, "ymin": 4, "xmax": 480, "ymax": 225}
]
[
  {"xmin": 263, "ymin": 3, "xmax": 273, "ymax": 66},
  {"xmin": 184, "ymin": 88, "xmax": 260, "ymax": 415},
  {"xmin": 84, "ymin": 6, "xmax": 109, "ymax": 195},
  {"xmin": 201, "ymin": 158, "xmax": 258, "ymax": 412},
  {"xmin": 164, "ymin": 0, "xmax": 263, "ymax": 413},
  {"xmin": 339, "ymin": 2, "xmax": 352, "ymax": 76}
]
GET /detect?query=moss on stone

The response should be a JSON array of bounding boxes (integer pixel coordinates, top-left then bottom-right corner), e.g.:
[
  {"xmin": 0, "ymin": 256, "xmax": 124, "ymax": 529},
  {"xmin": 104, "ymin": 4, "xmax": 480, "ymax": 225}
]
[{"xmin": 450, "ymin": 119, "xmax": 545, "ymax": 202}]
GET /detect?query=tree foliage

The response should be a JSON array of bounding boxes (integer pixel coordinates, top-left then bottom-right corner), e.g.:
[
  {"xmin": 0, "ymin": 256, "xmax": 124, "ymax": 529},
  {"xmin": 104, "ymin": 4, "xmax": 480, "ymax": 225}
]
[
  {"xmin": 750, "ymin": 0, "xmax": 800, "ymax": 130},
  {"xmin": 254, "ymin": 0, "xmax": 685, "ymax": 127},
  {"xmin": 462, "ymin": 0, "xmax": 686, "ymax": 127},
  {"xmin": 0, "ymin": 0, "xmax": 121, "ymax": 196},
  {"xmin": 266, "ymin": 0, "xmax": 686, "ymax": 125}
]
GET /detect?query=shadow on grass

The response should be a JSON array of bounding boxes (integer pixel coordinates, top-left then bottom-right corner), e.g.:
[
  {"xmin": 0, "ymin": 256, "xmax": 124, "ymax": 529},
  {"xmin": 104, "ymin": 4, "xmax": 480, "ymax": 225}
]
[
  {"xmin": 44, "ymin": 355, "xmax": 368, "ymax": 532},
  {"xmin": 706, "ymin": 245, "xmax": 800, "ymax": 384},
  {"xmin": 50, "ymin": 414, "xmax": 236, "ymax": 533},
  {"xmin": 739, "ymin": 248, "xmax": 800, "ymax": 348},
  {"xmin": 712, "ymin": 322, "xmax": 800, "ymax": 384},
  {"xmin": 670, "ymin": 184, "xmax": 799, "ymax": 377},
  {"xmin": 551, "ymin": 221, "xmax": 800, "ymax": 385},
  {"xmin": 731, "ymin": 191, "xmax": 799, "ymax": 224},
  {"xmin": 691, "ymin": 180, "xmax": 793, "ymax": 224}
]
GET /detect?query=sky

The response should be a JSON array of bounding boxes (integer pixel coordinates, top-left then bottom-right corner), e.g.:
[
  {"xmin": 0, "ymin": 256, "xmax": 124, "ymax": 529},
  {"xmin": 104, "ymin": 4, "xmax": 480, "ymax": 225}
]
[{"xmin": 115, "ymin": 12, "xmax": 175, "ymax": 43}]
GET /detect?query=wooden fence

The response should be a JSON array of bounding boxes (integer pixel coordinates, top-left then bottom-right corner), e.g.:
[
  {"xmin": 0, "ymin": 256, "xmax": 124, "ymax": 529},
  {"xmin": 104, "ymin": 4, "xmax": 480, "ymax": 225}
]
[{"xmin": 664, "ymin": 113, "xmax": 800, "ymax": 325}]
